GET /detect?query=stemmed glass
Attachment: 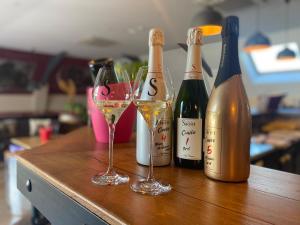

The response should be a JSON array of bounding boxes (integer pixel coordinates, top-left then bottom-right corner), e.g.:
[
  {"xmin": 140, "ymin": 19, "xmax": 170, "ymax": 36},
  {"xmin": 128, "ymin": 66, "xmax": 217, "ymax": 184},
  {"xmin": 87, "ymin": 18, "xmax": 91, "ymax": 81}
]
[
  {"xmin": 131, "ymin": 66, "xmax": 174, "ymax": 195},
  {"xmin": 92, "ymin": 62, "xmax": 131, "ymax": 185}
]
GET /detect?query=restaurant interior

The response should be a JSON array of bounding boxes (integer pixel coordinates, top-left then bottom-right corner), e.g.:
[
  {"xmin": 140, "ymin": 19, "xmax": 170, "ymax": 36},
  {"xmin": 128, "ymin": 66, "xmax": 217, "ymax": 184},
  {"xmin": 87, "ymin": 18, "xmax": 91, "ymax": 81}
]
[{"xmin": 1, "ymin": 0, "xmax": 300, "ymax": 224}]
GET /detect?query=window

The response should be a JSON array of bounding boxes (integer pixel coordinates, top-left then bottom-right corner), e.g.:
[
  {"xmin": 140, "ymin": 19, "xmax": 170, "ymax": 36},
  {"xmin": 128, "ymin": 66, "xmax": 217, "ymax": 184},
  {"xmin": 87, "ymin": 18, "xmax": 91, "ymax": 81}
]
[
  {"xmin": 241, "ymin": 42, "xmax": 300, "ymax": 84},
  {"xmin": 250, "ymin": 42, "xmax": 300, "ymax": 74}
]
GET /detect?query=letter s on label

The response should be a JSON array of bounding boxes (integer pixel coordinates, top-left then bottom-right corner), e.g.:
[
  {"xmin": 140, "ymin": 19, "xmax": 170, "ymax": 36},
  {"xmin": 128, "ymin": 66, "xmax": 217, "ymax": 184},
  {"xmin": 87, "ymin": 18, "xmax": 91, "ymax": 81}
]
[{"xmin": 148, "ymin": 78, "xmax": 158, "ymax": 96}]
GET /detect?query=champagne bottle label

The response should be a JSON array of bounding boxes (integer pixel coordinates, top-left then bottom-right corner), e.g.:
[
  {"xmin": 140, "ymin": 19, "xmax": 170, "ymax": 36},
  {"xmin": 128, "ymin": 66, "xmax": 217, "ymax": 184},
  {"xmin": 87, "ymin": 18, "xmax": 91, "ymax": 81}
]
[
  {"xmin": 177, "ymin": 118, "xmax": 202, "ymax": 160},
  {"xmin": 204, "ymin": 112, "xmax": 221, "ymax": 174},
  {"xmin": 141, "ymin": 72, "xmax": 164, "ymax": 99},
  {"xmin": 136, "ymin": 109, "xmax": 171, "ymax": 166},
  {"xmin": 153, "ymin": 116, "xmax": 171, "ymax": 160}
]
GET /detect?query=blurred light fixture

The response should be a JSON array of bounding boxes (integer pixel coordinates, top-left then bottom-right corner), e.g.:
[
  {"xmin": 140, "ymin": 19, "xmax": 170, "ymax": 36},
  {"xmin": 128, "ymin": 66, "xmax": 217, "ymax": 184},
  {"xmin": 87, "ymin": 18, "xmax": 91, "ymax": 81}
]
[
  {"xmin": 277, "ymin": 47, "xmax": 296, "ymax": 60},
  {"xmin": 79, "ymin": 36, "xmax": 117, "ymax": 47},
  {"xmin": 277, "ymin": 0, "xmax": 296, "ymax": 60},
  {"xmin": 244, "ymin": 32, "xmax": 271, "ymax": 52},
  {"xmin": 244, "ymin": 0, "xmax": 271, "ymax": 52},
  {"xmin": 191, "ymin": 6, "xmax": 223, "ymax": 36}
]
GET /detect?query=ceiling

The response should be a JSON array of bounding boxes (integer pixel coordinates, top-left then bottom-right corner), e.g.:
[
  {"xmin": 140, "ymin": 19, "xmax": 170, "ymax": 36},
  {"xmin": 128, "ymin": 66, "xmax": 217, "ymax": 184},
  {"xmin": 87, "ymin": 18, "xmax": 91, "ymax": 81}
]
[{"xmin": 0, "ymin": 0, "xmax": 299, "ymax": 59}]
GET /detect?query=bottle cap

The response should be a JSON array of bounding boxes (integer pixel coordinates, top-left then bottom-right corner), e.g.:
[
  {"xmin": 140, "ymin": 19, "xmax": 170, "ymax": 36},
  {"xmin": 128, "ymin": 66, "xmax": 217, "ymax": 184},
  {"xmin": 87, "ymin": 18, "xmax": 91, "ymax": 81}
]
[
  {"xmin": 221, "ymin": 16, "xmax": 239, "ymax": 37},
  {"xmin": 149, "ymin": 28, "xmax": 164, "ymax": 46},
  {"xmin": 186, "ymin": 27, "xmax": 203, "ymax": 45}
]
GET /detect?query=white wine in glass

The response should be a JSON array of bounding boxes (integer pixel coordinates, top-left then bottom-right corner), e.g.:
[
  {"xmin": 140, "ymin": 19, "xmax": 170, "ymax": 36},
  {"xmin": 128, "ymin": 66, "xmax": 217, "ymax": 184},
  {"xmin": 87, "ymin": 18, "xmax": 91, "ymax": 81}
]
[
  {"xmin": 133, "ymin": 100, "xmax": 171, "ymax": 129},
  {"xmin": 96, "ymin": 100, "xmax": 131, "ymax": 124},
  {"xmin": 92, "ymin": 60, "xmax": 132, "ymax": 185}
]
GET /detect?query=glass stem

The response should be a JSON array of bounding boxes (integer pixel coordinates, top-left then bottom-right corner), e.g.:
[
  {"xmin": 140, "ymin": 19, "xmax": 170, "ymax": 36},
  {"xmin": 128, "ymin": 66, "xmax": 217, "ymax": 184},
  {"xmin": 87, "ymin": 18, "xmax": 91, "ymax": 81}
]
[
  {"xmin": 147, "ymin": 128, "xmax": 155, "ymax": 182},
  {"xmin": 107, "ymin": 123, "xmax": 115, "ymax": 174}
]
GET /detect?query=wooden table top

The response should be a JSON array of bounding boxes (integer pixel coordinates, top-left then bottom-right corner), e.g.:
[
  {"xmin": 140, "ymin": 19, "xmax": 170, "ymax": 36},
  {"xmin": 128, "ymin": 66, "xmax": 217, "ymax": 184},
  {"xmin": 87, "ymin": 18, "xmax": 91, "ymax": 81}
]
[
  {"xmin": 17, "ymin": 127, "xmax": 300, "ymax": 225},
  {"xmin": 11, "ymin": 135, "xmax": 61, "ymax": 150},
  {"xmin": 11, "ymin": 136, "xmax": 46, "ymax": 150}
]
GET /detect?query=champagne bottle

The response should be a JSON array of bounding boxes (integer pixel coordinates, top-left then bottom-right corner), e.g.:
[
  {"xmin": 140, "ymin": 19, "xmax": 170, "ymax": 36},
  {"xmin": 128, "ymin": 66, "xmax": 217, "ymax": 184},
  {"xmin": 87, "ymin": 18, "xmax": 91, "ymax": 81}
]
[
  {"xmin": 136, "ymin": 28, "xmax": 172, "ymax": 166},
  {"xmin": 88, "ymin": 58, "xmax": 118, "ymax": 84},
  {"xmin": 174, "ymin": 27, "xmax": 208, "ymax": 169},
  {"xmin": 204, "ymin": 16, "xmax": 252, "ymax": 182}
]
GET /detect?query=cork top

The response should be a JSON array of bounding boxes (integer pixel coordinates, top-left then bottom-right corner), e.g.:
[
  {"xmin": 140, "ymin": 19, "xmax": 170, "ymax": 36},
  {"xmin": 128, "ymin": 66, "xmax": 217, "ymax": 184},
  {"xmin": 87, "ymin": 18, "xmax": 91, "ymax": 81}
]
[
  {"xmin": 149, "ymin": 28, "xmax": 164, "ymax": 46},
  {"xmin": 187, "ymin": 27, "xmax": 202, "ymax": 45}
]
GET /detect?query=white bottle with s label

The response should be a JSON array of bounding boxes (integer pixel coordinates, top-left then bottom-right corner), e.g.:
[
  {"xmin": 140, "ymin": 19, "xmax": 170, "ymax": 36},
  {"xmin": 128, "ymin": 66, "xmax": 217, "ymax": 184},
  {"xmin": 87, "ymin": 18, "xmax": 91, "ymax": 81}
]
[{"xmin": 136, "ymin": 28, "xmax": 172, "ymax": 166}]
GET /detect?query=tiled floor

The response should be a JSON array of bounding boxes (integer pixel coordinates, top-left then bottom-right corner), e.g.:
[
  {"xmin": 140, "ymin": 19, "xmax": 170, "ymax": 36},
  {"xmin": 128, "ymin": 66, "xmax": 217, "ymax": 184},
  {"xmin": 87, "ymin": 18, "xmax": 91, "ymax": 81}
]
[{"xmin": 0, "ymin": 159, "xmax": 31, "ymax": 225}]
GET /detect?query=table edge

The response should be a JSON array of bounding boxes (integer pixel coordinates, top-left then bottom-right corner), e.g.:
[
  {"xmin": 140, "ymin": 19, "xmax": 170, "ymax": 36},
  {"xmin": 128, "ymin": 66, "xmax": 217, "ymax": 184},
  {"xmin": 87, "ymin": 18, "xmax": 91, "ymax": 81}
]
[{"xmin": 16, "ymin": 155, "xmax": 128, "ymax": 225}]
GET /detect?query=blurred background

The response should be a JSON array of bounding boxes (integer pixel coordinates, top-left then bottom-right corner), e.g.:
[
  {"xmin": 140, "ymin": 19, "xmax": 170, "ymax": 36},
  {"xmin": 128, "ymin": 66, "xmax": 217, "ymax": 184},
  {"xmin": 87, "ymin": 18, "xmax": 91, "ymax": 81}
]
[{"xmin": 1, "ymin": 0, "xmax": 300, "ymax": 224}]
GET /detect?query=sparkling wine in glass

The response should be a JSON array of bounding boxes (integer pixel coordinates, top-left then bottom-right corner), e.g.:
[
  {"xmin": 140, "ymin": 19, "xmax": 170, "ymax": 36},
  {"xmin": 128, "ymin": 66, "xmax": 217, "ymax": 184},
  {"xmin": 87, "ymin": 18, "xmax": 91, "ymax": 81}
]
[
  {"xmin": 131, "ymin": 57, "xmax": 174, "ymax": 195},
  {"xmin": 92, "ymin": 60, "xmax": 131, "ymax": 185}
]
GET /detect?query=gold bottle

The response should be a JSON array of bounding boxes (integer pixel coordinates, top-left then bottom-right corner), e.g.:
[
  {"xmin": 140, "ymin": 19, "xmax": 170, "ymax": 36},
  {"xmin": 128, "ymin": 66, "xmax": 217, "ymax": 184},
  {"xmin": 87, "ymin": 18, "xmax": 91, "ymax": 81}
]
[{"xmin": 204, "ymin": 16, "xmax": 252, "ymax": 182}]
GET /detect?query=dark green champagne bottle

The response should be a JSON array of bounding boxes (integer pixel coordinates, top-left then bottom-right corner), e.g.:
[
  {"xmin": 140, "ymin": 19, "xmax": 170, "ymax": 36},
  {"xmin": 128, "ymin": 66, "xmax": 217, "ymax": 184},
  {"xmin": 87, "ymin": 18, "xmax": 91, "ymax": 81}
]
[
  {"xmin": 174, "ymin": 27, "xmax": 208, "ymax": 169},
  {"xmin": 88, "ymin": 58, "xmax": 118, "ymax": 84}
]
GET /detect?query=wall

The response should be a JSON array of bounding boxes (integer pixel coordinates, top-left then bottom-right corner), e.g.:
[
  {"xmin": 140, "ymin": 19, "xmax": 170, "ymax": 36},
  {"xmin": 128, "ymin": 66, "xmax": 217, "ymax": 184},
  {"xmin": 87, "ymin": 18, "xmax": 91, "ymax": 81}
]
[
  {"xmin": 0, "ymin": 48, "xmax": 89, "ymax": 113},
  {"xmin": 0, "ymin": 93, "xmax": 86, "ymax": 113}
]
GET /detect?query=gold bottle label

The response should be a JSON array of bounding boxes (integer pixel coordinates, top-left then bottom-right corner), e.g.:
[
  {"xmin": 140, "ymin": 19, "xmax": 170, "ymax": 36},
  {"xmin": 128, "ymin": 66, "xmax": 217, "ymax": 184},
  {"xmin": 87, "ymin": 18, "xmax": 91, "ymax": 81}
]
[{"xmin": 204, "ymin": 112, "xmax": 221, "ymax": 174}]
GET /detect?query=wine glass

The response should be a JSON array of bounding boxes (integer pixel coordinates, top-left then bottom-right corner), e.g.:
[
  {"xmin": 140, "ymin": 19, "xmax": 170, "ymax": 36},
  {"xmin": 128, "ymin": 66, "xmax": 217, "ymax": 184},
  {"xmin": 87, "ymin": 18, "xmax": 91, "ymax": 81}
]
[
  {"xmin": 92, "ymin": 62, "xmax": 132, "ymax": 185},
  {"xmin": 131, "ymin": 66, "xmax": 174, "ymax": 195}
]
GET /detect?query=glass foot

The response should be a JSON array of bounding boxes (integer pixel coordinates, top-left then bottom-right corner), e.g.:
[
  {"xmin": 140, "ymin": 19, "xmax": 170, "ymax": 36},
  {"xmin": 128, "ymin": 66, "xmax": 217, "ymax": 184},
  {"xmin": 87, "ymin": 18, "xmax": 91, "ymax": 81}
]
[
  {"xmin": 92, "ymin": 170, "xmax": 129, "ymax": 186},
  {"xmin": 131, "ymin": 179, "xmax": 172, "ymax": 196}
]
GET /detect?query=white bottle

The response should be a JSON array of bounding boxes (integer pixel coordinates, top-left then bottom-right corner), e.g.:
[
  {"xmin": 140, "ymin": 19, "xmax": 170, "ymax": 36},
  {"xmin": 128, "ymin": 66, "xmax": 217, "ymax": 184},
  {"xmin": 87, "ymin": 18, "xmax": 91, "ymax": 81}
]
[{"xmin": 136, "ymin": 28, "xmax": 172, "ymax": 166}]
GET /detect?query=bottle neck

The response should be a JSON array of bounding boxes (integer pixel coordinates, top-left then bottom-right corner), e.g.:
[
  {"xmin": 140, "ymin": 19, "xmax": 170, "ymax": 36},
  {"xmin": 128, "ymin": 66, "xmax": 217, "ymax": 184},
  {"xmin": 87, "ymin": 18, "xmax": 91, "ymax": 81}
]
[
  {"xmin": 148, "ymin": 45, "xmax": 163, "ymax": 73},
  {"xmin": 184, "ymin": 44, "xmax": 202, "ymax": 80},
  {"xmin": 142, "ymin": 44, "xmax": 165, "ymax": 100},
  {"xmin": 214, "ymin": 34, "xmax": 241, "ymax": 87}
]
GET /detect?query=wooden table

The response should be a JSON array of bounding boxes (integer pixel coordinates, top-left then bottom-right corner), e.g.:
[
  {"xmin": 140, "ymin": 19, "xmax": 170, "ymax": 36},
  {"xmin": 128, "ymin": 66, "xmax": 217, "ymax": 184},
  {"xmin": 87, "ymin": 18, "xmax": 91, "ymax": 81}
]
[
  {"xmin": 16, "ymin": 127, "xmax": 300, "ymax": 225},
  {"xmin": 8, "ymin": 135, "xmax": 62, "ymax": 225},
  {"xmin": 10, "ymin": 135, "xmax": 61, "ymax": 150},
  {"xmin": 10, "ymin": 136, "xmax": 47, "ymax": 150}
]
